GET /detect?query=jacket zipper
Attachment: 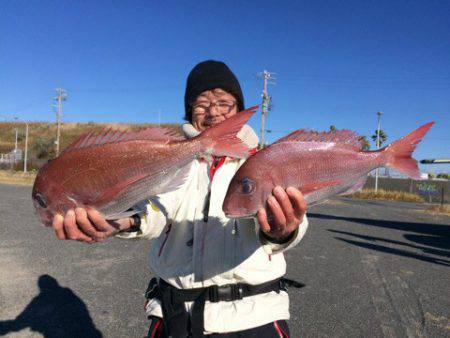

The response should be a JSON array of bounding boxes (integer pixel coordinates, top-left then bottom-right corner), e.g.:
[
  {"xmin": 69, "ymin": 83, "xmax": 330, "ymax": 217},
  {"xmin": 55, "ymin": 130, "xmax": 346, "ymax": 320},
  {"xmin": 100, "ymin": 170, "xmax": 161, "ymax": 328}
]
[{"xmin": 158, "ymin": 223, "xmax": 172, "ymax": 257}]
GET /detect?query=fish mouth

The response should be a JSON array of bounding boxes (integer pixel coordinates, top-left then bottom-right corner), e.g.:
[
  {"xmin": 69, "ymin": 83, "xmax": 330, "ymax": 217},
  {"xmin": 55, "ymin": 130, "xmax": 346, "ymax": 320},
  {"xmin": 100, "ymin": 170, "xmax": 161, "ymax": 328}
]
[{"xmin": 225, "ymin": 213, "xmax": 256, "ymax": 219}]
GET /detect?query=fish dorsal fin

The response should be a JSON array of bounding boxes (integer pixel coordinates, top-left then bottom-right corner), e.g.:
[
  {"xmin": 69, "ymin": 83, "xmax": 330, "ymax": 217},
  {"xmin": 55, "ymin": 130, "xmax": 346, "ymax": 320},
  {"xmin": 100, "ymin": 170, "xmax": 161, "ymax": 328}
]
[
  {"xmin": 62, "ymin": 126, "xmax": 184, "ymax": 154},
  {"xmin": 273, "ymin": 128, "xmax": 365, "ymax": 150}
]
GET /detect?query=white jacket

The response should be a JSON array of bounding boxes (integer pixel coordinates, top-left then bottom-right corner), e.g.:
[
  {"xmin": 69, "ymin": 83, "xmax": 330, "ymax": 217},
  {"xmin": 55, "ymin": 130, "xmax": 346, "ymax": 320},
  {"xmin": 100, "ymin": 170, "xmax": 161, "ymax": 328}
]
[{"xmin": 118, "ymin": 124, "xmax": 309, "ymax": 333}]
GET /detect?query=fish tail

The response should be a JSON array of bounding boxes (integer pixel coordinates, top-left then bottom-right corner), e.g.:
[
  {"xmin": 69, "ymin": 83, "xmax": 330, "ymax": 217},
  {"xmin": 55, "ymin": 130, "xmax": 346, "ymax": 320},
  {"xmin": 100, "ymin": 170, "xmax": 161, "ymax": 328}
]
[
  {"xmin": 197, "ymin": 106, "xmax": 259, "ymax": 158},
  {"xmin": 383, "ymin": 122, "xmax": 434, "ymax": 179}
]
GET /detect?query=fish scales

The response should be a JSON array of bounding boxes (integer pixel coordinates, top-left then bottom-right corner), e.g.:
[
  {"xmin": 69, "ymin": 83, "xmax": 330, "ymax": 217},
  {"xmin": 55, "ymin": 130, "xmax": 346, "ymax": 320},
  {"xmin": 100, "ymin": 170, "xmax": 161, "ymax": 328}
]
[{"xmin": 271, "ymin": 142, "xmax": 374, "ymax": 186}]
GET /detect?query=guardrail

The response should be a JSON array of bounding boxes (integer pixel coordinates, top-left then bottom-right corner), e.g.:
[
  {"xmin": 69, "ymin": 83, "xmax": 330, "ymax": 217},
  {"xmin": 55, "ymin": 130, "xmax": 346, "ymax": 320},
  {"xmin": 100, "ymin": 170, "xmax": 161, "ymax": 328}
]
[
  {"xmin": 0, "ymin": 153, "xmax": 13, "ymax": 163},
  {"xmin": 0, "ymin": 151, "xmax": 22, "ymax": 164}
]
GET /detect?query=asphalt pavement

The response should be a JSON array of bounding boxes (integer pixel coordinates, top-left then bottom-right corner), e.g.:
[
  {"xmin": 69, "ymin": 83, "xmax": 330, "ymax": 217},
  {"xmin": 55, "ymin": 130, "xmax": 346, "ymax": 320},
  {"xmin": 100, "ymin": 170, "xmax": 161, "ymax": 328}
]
[{"xmin": 0, "ymin": 184, "xmax": 449, "ymax": 337}]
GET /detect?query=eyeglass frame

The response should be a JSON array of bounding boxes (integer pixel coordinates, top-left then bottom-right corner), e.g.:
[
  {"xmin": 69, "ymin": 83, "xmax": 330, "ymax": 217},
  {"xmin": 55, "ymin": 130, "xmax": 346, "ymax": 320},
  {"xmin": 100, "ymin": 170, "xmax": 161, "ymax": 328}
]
[{"xmin": 191, "ymin": 100, "xmax": 237, "ymax": 116}]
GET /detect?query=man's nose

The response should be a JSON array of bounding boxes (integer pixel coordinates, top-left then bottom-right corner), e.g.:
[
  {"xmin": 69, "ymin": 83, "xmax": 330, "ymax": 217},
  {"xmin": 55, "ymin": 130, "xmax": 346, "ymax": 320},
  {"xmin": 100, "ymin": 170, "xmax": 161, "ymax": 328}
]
[{"xmin": 207, "ymin": 104, "xmax": 221, "ymax": 116}]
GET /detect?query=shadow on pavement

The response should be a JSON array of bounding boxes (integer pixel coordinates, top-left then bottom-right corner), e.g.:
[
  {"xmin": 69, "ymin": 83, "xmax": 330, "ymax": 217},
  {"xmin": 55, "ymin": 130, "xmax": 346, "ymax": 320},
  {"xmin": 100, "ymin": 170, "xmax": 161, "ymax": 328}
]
[
  {"xmin": 308, "ymin": 212, "xmax": 450, "ymax": 239},
  {"xmin": 334, "ymin": 237, "xmax": 449, "ymax": 267},
  {"xmin": 328, "ymin": 229, "xmax": 450, "ymax": 258},
  {"xmin": 0, "ymin": 274, "xmax": 102, "ymax": 338},
  {"xmin": 308, "ymin": 212, "xmax": 450, "ymax": 267},
  {"xmin": 328, "ymin": 229, "xmax": 450, "ymax": 267}
]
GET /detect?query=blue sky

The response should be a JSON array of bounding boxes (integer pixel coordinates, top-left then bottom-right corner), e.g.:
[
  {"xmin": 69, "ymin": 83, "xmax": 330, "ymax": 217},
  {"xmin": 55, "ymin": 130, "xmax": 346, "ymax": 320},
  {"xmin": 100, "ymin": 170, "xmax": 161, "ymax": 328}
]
[{"xmin": 1, "ymin": 0, "xmax": 449, "ymax": 172}]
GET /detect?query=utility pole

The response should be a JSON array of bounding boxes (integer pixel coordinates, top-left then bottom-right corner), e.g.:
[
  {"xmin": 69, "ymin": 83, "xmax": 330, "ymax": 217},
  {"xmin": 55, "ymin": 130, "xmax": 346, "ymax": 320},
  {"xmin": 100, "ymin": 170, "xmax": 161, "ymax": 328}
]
[
  {"xmin": 24, "ymin": 122, "xmax": 29, "ymax": 173},
  {"xmin": 53, "ymin": 88, "xmax": 67, "ymax": 156},
  {"xmin": 258, "ymin": 70, "xmax": 276, "ymax": 149},
  {"xmin": 374, "ymin": 111, "xmax": 382, "ymax": 192}
]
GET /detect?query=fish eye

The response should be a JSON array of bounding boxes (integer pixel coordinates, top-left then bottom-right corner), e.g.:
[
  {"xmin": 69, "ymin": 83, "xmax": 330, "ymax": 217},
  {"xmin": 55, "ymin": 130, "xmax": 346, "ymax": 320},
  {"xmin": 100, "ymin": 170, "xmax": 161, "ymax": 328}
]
[
  {"xmin": 241, "ymin": 178, "xmax": 255, "ymax": 194},
  {"xmin": 35, "ymin": 194, "xmax": 48, "ymax": 208}
]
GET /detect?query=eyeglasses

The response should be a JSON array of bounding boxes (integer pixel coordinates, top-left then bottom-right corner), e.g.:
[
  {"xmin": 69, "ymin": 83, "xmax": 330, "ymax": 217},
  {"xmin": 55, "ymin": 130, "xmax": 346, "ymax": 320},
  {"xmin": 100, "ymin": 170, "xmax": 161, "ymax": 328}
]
[{"xmin": 192, "ymin": 100, "xmax": 236, "ymax": 116}]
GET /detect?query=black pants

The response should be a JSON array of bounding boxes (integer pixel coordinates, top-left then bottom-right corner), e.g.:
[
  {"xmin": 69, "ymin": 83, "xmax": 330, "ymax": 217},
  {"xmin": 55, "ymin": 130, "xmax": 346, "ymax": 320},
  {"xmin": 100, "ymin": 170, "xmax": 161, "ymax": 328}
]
[{"xmin": 147, "ymin": 317, "xmax": 290, "ymax": 338}]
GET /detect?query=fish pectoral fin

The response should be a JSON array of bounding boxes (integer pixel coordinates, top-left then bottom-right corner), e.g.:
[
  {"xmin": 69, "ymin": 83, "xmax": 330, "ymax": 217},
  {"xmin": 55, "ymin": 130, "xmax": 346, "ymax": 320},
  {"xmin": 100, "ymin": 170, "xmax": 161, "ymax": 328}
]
[
  {"xmin": 159, "ymin": 164, "xmax": 191, "ymax": 192},
  {"xmin": 94, "ymin": 174, "xmax": 148, "ymax": 206},
  {"xmin": 300, "ymin": 180, "xmax": 340, "ymax": 195},
  {"xmin": 98, "ymin": 164, "xmax": 192, "ymax": 219}
]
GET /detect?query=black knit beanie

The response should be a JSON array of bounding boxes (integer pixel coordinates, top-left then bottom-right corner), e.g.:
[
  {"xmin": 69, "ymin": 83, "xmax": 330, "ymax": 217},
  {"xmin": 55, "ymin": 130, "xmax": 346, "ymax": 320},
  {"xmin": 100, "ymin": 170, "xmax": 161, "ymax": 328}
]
[{"xmin": 184, "ymin": 60, "xmax": 245, "ymax": 122}]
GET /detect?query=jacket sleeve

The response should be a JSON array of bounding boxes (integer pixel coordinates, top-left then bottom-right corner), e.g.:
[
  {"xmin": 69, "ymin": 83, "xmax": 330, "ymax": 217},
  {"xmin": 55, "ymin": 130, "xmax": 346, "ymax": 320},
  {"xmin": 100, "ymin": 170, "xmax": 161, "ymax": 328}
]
[
  {"xmin": 115, "ymin": 189, "xmax": 183, "ymax": 240},
  {"xmin": 255, "ymin": 214, "xmax": 309, "ymax": 254}
]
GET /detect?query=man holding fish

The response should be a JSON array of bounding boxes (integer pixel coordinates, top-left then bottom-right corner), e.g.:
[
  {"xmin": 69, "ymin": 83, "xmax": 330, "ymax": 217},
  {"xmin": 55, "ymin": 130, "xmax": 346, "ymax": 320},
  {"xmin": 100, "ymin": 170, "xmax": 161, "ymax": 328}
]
[{"xmin": 50, "ymin": 60, "xmax": 308, "ymax": 337}]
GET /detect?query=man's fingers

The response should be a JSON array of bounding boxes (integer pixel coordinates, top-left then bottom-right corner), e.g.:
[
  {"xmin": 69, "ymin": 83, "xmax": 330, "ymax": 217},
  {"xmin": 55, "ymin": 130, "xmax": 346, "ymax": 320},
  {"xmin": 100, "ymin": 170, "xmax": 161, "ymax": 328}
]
[
  {"xmin": 75, "ymin": 207, "xmax": 106, "ymax": 241},
  {"xmin": 267, "ymin": 195, "xmax": 286, "ymax": 228},
  {"xmin": 86, "ymin": 208, "xmax": 117, "ymax": 233},
  {"xmin": 286, "ymin": 187, "xmax": 307, "ymax": 219},
  {"xmin": 273, "ymin": 186, "xmax": 295, "ymax": 225},
  {"xmin": 257, "ymin": 208, "xmax": 271, "ymax": 233},
  {"xmin": 64, "ymin": 210, "xmax": 93, "ymax": 242},
  {"xmin": 53, "ymin": 214, "xmax": 66, "ymax": 240}
]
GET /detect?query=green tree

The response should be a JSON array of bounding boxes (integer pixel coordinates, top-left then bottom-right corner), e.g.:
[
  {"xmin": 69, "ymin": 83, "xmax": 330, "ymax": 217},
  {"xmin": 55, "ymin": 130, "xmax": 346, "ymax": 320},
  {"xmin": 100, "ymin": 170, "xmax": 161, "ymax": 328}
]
[
  {"xmin": 329, "ymin": 125, "xmax": 337, "ymax": 132},
  {"xmin": 428, "ymin": 172, "xmax": 436, "ymax": 179},
  {"xmin": 33, "ymin": 136, "xmax": 56, "ymax": 159},
  {"xmin": 436, "ymin": 173, "xmax": 450, "ymax": 180},
  {"xmin": 371, "ymin": 129, "xmax": 388, "ymax": 147}
]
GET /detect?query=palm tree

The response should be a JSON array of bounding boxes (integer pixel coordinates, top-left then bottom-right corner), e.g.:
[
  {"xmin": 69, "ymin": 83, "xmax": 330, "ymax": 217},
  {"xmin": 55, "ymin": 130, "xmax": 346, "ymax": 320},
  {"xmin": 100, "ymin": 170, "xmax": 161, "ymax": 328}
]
[{"xmin": 371, "ymin": 129, "xmax": 387, "ymax": 148}]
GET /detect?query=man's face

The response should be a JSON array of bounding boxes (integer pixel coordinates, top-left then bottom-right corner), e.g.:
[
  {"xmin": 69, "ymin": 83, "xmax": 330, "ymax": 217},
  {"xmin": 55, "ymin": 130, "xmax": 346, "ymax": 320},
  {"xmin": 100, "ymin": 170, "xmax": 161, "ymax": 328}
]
[{"xmin": 191, "ymin": 88, "xmax": 238, "ymax": 132}]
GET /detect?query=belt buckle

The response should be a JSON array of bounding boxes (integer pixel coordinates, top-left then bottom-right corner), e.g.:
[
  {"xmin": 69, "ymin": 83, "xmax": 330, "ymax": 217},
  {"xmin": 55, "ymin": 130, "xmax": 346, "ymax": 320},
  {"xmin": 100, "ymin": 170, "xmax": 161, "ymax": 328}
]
[
  {"xmin": 279, "ymin": 279, "xmax": 288, "ymax": 292},
  {"xmin": 209, "ymin": 284, "xmax": 243, "ymax": 302}
]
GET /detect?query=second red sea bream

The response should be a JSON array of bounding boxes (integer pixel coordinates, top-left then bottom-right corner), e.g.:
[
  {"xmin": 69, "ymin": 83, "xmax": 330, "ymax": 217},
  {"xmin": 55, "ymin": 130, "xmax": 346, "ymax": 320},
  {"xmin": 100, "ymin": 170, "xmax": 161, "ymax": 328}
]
[{"xmin": 223, "ymin": 122, "xmax": 434, "ymax": 217}]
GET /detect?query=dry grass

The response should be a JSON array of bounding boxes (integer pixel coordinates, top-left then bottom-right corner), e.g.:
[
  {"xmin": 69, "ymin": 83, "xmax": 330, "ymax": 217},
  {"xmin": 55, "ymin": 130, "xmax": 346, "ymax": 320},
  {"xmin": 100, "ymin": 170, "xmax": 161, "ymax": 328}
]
[
  {"xmin": 0, "ymin": 121, "xmax": 180, "ymax": 154},
  {"xmin": 426, "ymin": 204, "xmax": 450, "ymax": 216},
  {"xmin": 0, "ymin": 170, "xmax": 36, "ymax": 186},
  {"xmin": 345, "ymin": 188, "xmax": 424, "ymax": 203}
]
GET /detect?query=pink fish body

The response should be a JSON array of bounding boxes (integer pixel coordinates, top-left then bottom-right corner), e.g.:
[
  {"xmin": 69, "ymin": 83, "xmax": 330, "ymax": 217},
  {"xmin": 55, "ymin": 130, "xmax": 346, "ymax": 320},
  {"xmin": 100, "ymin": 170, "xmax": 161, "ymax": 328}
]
[
  {"xmin": 223, "ymin": 122, "xmax": 434, "ymax": 218},
  {"xmin": 32, "ymin": 107, "xmax": 258, "ymax": 226}
]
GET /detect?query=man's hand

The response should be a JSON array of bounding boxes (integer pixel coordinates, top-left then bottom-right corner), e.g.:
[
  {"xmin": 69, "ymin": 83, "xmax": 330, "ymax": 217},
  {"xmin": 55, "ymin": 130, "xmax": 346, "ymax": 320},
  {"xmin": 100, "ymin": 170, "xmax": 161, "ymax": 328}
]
[
  {"xmin": 257, "ymin": 186, "xmax": 307, "ymax": 241},
  {"xmin": 52, "ymin": 207, "xmax": 134, "ymax": 243}
]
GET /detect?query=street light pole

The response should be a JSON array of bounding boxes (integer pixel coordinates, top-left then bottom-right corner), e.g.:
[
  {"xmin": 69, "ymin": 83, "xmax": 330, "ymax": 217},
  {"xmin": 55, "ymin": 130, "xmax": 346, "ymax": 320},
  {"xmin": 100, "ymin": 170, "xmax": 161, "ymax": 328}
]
[{"xmin": 374, "ymin": 111, "xmax": 382, "ymax": 192}]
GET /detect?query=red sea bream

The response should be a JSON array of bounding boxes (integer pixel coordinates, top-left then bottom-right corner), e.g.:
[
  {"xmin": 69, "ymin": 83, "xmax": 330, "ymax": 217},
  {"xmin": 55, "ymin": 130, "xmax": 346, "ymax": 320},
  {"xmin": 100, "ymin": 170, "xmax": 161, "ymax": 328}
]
[
  {"xmin": 223, "ymin": 122, "xmax": 434, "ymax": 217},
  {"xmin": 32, "ymin": 107, "xmax": 258, "ymax": 226}
]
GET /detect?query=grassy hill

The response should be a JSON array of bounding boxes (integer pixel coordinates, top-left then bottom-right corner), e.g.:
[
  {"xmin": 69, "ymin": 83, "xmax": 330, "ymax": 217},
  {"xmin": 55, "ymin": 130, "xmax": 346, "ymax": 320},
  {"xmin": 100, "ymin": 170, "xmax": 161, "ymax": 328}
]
[{"xmin": 0, "ymin": 121, "xmax": 180, "ymax": 170}]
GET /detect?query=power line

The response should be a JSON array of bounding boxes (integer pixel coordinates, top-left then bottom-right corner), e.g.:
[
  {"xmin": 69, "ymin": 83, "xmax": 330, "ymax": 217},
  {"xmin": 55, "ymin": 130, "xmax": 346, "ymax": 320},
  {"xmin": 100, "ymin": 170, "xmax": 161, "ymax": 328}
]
[
  {"xmin": 252, "ymin": 73, "xmax": 450, "ymax": 90},
  {"xmin": 421, "ymin": 159, "xmax": 450, "ymax": 164}
]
